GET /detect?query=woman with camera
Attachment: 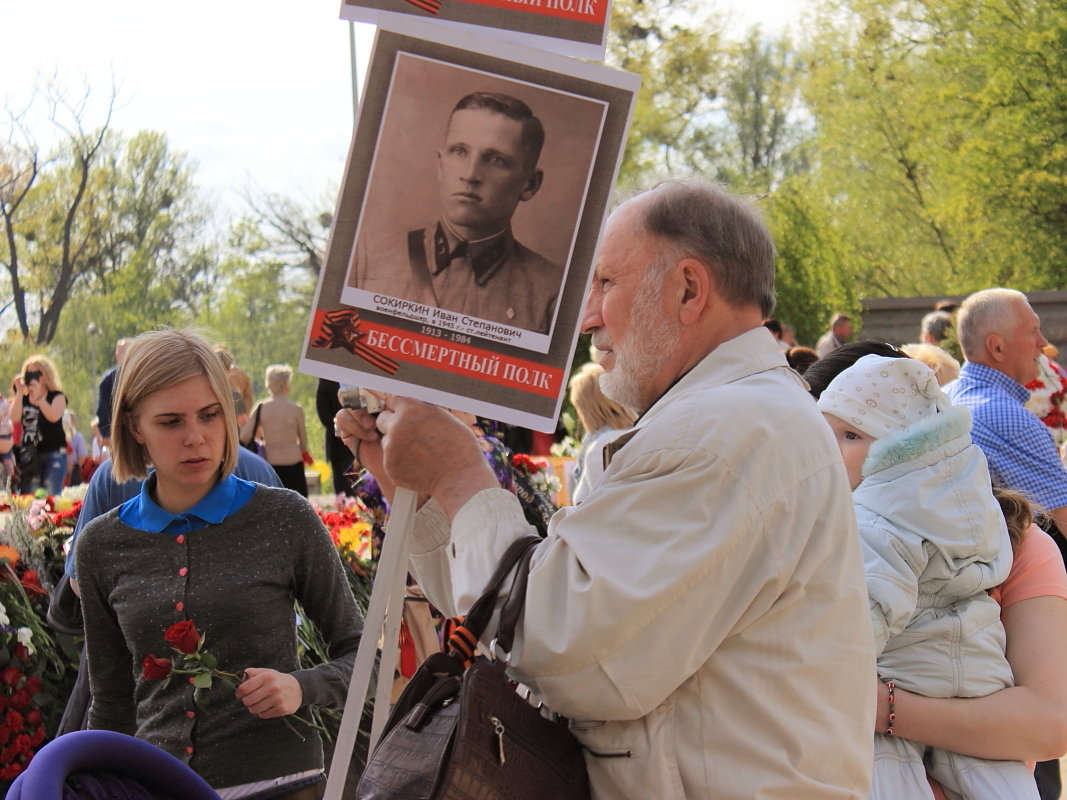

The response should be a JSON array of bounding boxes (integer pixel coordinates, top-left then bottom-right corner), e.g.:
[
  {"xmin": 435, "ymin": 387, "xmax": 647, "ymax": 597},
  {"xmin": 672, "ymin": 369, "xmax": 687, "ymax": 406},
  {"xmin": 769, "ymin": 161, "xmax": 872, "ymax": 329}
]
[{"xmin": 9, "ymin": 355, "xmax": 68, "ymax": 495}]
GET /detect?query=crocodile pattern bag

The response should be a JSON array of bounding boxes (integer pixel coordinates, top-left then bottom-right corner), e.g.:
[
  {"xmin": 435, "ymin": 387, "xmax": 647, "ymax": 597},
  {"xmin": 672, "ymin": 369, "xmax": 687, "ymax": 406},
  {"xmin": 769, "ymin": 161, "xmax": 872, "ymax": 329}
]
[{"xmin": 356, "ymin": 536, "xmax": 590, "ymax": 800}]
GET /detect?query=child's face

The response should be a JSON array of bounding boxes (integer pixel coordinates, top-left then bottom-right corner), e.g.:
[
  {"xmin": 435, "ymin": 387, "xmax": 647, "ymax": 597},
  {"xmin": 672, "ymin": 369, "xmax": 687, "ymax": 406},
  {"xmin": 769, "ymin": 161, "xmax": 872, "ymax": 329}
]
[{"xmin": 822, "ymin": 413, "xmax": 874, "ymax": 490}]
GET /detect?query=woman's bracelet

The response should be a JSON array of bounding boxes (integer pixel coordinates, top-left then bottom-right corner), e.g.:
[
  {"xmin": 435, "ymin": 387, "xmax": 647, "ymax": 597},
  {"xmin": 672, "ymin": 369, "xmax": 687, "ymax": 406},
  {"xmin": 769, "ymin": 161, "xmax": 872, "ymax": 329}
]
[{"xmin": 884, "ymin": 680, "xmax": 896, "ymax": 737}]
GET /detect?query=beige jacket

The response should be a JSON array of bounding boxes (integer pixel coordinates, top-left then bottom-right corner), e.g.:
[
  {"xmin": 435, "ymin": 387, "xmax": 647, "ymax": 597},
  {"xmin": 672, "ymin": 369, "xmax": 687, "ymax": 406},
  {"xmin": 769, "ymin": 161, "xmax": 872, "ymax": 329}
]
[
  {"xmin": 242, "ymin": 396, "xmax": 308, "ymax": 466},
  {"xmin": 410, "ymin": 328, "xmax": 876, "ymax": 799}
]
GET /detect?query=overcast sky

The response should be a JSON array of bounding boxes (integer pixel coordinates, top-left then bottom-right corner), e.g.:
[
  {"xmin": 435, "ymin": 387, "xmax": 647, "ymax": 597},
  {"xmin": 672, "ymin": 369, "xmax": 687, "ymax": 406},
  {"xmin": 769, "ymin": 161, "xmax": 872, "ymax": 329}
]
[{"xmin": 4, "ymin": 0, "xmax": 804, "ymax": 218}]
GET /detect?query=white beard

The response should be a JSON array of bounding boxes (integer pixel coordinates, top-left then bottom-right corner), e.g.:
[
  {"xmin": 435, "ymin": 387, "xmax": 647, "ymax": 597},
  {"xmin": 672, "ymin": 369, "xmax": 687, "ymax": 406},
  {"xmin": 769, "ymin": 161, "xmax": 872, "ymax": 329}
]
[{"xmin": 597, "ymin": 281, "xmax": 678, "ymax": 412}]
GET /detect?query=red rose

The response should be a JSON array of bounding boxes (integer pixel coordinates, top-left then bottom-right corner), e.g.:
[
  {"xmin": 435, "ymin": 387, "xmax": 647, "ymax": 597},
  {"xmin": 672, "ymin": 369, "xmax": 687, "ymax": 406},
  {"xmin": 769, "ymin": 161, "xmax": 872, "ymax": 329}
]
[
  {"xmin": 24, "ymin": 709, "xmax": 41, "ymax": 725},
  {"xmin": 0, "ymin": 725, "xmax": 10, "ymax": 746},
  {"xmin": 0, "ymin": 666, "xmax": 21, "ymax": 687},
  {"xmin": 12, "ymin": 733, "xmax": 31, "ymax": 755},
  {"xmin": 163, "ymin": 620, "xmax": 201, "ymax": 654},
  {"xmin": 8, "ymin": 691, "xmax": 31, "ymax": 711},
  {"xmin": 141, "ymin": 654, "xmax": 172, "ymax": 681},
  {"xmin": 0, "ymin": 694, "xmax": 8, "ymax": 712},
  {"xmin": 30, "ymin": 725, "xmax": 45, "ymax": 746},
  {"xmin": 5, "ymin": 711, "xmax": 24, "ymax": 731},
  {"xmin": 13, "ymin": 644, "xmax": 30, "ymax": 663},
  {"xmin": 22, "ymin": 676, "xmax": 42, "ymax": 696}
]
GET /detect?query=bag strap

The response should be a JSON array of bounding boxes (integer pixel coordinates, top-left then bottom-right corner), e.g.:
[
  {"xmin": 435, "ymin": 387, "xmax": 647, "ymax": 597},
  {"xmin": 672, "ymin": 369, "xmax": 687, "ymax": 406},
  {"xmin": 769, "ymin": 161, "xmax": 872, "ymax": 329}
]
[
  {"xmin": 445, "ymin": 535, "xmax": 539, "ymax": 663},
  {"xmin": 241, "ymin": 404, "xmax": 262, "ymax": 445},
  {"xmin": 495, "ymin": 538, "xmax": 538, "ymax": 654}
]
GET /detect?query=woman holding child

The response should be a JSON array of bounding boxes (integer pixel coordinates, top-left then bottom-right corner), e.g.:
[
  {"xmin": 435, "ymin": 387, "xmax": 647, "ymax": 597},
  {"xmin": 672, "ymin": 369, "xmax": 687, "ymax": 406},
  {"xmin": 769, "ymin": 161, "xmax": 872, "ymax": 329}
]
[{"xmin": 809, "ymin": 343, "xmax": 1067, "ymax": 800}]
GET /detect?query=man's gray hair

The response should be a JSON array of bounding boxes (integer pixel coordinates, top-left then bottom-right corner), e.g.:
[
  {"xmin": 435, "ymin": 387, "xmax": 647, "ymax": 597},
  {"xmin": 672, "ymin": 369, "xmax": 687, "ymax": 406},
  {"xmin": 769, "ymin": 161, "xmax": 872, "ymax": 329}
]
[
  {"xmin": 920, "ymin": 310, "xmax": 953, "ymax": 343},
  {"xmin": 633, "ymin": 180, "xmax": 776, "ymax": 317},
  {"xmin": 956, "ymin": 288, "xmax": 1028, "ymax": 361}
]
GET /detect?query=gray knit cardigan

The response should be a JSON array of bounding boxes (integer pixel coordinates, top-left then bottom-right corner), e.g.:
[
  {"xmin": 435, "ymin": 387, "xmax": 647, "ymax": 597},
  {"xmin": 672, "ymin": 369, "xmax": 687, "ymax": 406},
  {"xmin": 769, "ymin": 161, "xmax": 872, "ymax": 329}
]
[{"xmin": 76, "ymin": 485, "xmax": 364, "ymax": 789}]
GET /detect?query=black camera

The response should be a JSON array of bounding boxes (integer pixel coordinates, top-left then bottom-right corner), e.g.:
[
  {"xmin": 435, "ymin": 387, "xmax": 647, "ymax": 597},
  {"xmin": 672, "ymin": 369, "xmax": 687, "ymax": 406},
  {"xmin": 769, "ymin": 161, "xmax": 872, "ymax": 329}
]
[{"xmin": 23, "ymin": 369, "xmax": 41, "ymax": 383}]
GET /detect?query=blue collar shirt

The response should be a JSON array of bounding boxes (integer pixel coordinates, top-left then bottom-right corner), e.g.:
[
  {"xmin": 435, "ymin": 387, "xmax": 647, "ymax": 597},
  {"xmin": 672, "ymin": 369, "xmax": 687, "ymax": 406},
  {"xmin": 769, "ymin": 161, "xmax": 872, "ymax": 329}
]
[
  {"xmin": 118, "ymin": 472, "xmax": 257, "ymax": 535},
  {"xmin": 945, "ymin": 361, "xmax": 1067, "ymax": 512}
]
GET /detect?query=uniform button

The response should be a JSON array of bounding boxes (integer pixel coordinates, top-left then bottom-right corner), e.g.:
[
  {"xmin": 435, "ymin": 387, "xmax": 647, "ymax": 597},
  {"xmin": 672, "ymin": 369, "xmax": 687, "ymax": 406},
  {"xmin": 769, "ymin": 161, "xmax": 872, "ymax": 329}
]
[
  {"xmin": 176, "ymin": 535, "xmax": 186, "ymax": 544},
  {"xmin": 185, "ymin": 746, "xmax": 194, "ymax": 755},
  {"xmin": 186, "ymin": 710, "xmax": 196, "ymax": 718},
  {"xmin": 175, "ymin": 602, "xmax": 184, "ymax": 612},
  {"xmin": 179, "ymin": 567, "xmax": 188, "ymax": 577}
]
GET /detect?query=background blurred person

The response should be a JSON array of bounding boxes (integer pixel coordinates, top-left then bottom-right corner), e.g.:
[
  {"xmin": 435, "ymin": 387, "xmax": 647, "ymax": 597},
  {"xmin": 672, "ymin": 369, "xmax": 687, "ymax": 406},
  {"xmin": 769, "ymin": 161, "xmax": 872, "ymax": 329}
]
[
  {"xmin": 901, "ymin": 342, "xmax": 961, "ymax": 386},
  {"xmin": 566, "ymin": 361, "xmax": 637, "ymax": 504},
  {"xmin": 242, "ymin": 364, "xmax": 311, "ymax": 497},
  {"xmin": 95, "ymin": 338, "xmax": 129, "ymax": 450},
  {"xmin": 10, "ymin": 355, "xmax": 68, "ymax": 495}
]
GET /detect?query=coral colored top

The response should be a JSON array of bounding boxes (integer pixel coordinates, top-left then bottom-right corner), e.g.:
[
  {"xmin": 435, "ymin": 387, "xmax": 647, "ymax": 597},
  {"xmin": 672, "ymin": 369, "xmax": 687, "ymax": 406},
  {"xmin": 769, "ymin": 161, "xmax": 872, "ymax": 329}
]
[{"xmin": 931, "ymin": 523, "xmax": 1067, "ymax": 799}]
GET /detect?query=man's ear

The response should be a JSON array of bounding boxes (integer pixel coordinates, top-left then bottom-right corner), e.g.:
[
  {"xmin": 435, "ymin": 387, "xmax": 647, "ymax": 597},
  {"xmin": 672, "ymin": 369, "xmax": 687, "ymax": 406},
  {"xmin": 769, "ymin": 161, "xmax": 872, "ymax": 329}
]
[
  {"xmin": 676, "ymin": 258, "xmax": 712, "ymax": 325},
  {"xmin": 987, "ymin": 333, "xmax": 1006, "ymax": 363},
  {"xmin": 519, "ymin": 169, "xmax": 543, "ymax": 202}
]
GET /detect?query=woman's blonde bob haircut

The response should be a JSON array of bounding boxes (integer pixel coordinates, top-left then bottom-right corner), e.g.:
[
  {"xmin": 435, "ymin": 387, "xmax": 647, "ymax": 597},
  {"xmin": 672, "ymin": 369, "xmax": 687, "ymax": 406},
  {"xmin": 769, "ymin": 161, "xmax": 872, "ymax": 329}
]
[
  {"xmin": 568, "ymin": 361, "xmax": 637, "ymax": 436},
  {"xmin": 111, "ymin": 328, "xmax": 238, "ymax": 483}
]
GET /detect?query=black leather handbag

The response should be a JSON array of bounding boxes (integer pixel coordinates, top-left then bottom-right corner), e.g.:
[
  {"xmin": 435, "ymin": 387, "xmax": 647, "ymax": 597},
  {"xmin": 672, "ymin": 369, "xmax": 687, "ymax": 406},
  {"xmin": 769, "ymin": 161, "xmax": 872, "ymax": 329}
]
[{"xmin": 356, "ymin": 536, "xmax": 590, "ymax": 800}]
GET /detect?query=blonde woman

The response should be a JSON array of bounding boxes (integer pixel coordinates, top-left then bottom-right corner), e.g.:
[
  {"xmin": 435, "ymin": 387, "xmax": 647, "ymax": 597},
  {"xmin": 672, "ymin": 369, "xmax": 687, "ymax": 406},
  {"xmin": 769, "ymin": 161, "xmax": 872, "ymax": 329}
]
[
  {"xmin": 76, "ymin": 329, "xmax": 362, "ymax": 799},
  {"xmin": 241, "ymin": 365, "xmax": 311, "ymax": 497},
  {"xmin": 900, "ymin": 342, "xmax": 961, "ymax": 386},
  {"xmin": 10, "ymin": 355, "xmax": 67, "ymax": 494},
  {"xmin": 567, "ymin": 361, "xmax": 637, "ymax": 504}
]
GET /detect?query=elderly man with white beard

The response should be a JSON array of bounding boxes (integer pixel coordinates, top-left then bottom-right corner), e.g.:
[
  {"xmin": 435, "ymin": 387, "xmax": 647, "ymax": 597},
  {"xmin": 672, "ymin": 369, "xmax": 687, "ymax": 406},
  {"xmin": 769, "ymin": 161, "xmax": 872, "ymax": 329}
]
[{"xmin": 335, "ymin": 180, "xmax": 876, "ymax": 799}]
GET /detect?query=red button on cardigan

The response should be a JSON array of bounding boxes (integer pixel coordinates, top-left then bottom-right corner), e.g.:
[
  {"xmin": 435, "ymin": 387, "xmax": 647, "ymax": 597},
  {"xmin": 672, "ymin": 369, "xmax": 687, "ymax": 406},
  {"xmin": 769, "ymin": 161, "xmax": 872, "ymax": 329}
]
[
  {"xmin": 175, "ymin": 601, "xmax": 184, "ymax": 612},
  {"xmin": 176, "ymin": 535, "xmax": 186, "ymax": 544},
  {"xmin": 179, "ymin": 567, "xmax": 188, "ymax": 577}
]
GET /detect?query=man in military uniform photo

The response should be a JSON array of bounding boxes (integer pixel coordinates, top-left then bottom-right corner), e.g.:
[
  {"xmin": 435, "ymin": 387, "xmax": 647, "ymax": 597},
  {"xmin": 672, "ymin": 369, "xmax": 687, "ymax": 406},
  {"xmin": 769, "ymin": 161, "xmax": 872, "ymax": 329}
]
[{"xmin": 350, "ymin": 91, "xmax": 563, "ymax": 335}]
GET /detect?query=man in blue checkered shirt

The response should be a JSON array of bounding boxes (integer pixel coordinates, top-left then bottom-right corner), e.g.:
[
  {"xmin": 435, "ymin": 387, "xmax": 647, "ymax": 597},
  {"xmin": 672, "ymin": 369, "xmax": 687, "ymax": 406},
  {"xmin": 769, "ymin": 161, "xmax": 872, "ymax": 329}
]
[{"xmin": 945, "ymin": 288, "xmax": 1067, "ymax": 533}]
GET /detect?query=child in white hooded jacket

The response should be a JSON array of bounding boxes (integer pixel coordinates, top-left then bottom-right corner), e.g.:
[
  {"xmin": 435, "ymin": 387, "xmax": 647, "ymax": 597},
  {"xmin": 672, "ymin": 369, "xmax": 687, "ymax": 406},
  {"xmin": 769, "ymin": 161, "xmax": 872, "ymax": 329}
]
[{"xmin": 817, "ymin": 355, "xmax": 1039, "ymax": 800}]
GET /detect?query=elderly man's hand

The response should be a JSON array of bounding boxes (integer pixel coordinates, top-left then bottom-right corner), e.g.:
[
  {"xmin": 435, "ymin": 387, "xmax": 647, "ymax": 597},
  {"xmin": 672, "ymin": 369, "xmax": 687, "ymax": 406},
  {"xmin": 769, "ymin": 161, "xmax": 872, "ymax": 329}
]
[
  {"xmin": 334, "ymin": 406, "xmax": 392, "ymax": 494},
  {"xmin": 375, "ymin": 396, "xmax": 499, "ymax": 520}
]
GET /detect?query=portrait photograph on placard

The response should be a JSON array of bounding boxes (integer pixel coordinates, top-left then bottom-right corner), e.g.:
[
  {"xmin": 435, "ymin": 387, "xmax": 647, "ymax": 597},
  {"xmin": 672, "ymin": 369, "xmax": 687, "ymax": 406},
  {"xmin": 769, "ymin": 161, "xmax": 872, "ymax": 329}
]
[
  {"xmin": 339, "ymin": 0, "xmax": 611, "ymax": 62},
  {"xmin": 341, "ymin": 52, "xmax": 604, "ymax": 353},
  {"xmin": 301, "ymin": 18, "xmax": 638, "ymax": 431}
]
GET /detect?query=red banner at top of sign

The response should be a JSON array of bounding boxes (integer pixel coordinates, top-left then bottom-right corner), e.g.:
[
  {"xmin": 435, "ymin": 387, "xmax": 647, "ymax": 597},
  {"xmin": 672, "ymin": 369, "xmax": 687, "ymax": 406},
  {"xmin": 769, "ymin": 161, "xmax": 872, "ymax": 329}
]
[{"xmin": 452, "ymin": 0, "xmax": 607, "ymax": 25}]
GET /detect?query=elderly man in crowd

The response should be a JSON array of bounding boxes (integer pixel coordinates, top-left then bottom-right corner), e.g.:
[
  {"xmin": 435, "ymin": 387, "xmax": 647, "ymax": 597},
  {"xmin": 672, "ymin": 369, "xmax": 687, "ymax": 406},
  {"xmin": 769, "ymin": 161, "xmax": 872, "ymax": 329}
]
[
  {"xmin": 816, "ymin": 312, "xmax": 854, "ymax": 357},
  {"xmin": 337, "ymin": 180, "xmax": 875, "ymax": 798},
  {"xmin": 946, "ymin": 288, "xmax": 1067, "ymax": 534}
]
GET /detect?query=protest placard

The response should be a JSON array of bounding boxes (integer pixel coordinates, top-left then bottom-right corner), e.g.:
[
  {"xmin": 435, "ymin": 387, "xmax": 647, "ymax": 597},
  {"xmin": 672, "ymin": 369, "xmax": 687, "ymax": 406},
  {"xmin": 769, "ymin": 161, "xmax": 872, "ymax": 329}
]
[{"xmin": 300, "ymin": 17, "xmax": 637, "ymax": 431}]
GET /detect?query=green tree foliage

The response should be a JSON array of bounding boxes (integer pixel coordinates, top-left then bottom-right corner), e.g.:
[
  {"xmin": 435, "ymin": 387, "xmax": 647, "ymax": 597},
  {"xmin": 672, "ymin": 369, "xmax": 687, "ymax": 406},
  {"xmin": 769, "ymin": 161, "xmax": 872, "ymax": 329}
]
[
  {"xmin": 801, "ymin": 0, "xmax": 1067, "ymax": 296},
  {"xmin": 1, "ymin": 82, "xmax": 214, "ymax": 346},
  {"xmin": 763, "ymin": 175, "xmax": 861, "ymax": 345},
  {"xmin": 199, "ymin": 218, "xmax": 320, "ymax": 438},
  {"xmin": 607, "ymin": 0, "xmax": 730, "ymax": 185}
]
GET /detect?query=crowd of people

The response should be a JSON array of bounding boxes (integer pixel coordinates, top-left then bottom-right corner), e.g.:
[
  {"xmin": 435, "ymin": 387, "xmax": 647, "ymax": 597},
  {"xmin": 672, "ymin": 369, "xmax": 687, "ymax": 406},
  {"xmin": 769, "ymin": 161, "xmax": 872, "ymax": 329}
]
[{"xmin": 6, "ymin": 178, "xmax": 1067, "ymax": 800}]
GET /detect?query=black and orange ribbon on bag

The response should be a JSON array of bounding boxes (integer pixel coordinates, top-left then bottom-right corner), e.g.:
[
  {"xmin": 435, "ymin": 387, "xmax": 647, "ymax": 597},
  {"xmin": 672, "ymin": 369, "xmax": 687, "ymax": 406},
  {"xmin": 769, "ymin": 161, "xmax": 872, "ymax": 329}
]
[{"xmin": 310, "ymin": 308, "xmax": 400, "ymax": 375}]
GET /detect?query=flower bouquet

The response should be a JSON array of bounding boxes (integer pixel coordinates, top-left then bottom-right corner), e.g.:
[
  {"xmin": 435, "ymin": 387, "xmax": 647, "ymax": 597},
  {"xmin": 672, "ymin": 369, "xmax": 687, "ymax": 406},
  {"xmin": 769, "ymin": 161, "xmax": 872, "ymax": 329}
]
[{"xmin": 0, "ymin": 489, "xmax": 83, "ymax": 789}]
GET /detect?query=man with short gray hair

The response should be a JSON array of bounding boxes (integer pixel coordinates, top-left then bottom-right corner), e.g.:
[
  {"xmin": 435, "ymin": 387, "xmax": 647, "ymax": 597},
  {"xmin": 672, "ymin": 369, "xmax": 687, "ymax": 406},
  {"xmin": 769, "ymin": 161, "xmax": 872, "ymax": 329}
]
[
  {"xmin": 338, "ymin": 180, "xmax": 876, "ymax": 798},
  {"xmin": 945, "ymin": 288, "xmax": 1067, "ymax": 534},
  {"xmin": 816, "ymin": 313, "xmax": 853, "ymax": 357}
]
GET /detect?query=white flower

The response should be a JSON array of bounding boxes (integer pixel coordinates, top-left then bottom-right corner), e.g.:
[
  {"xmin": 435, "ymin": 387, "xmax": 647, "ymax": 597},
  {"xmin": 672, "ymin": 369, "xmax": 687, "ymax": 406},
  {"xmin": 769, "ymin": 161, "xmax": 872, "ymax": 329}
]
[
  {"xmin": 0, "ymin": 600, "xmax": 9, "ymax": 627},
  {"xmin": 17, "ymin": 627, "xmax": 34, "ymax": 655}
]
